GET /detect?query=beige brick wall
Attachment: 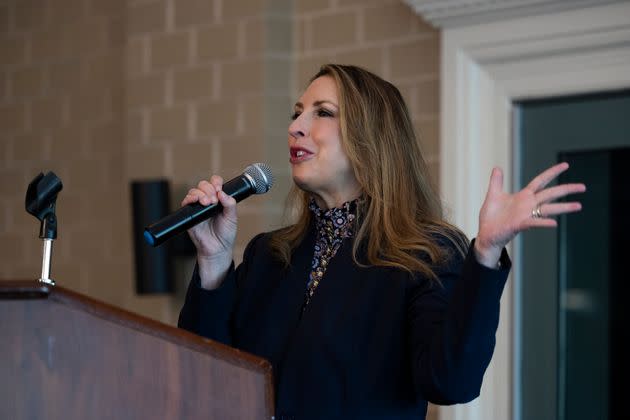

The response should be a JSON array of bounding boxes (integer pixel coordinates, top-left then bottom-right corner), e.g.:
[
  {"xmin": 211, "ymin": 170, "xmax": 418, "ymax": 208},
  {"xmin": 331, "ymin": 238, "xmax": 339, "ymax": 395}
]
[
  {"xmin": 122, "ymin": 0, "xmax": 294, "ymax": 322},
  {"xmin": 0, "ymin": 0, "xmax": 129, "ymax": 306},
  {"xmin": 0, "ymin": 2, "xmax": 441, "ymax": 416}
]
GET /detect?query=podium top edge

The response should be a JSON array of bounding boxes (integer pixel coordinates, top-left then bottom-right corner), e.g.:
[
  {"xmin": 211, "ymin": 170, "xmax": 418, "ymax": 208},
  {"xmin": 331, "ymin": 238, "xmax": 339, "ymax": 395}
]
[
  {"xmin": 0, "ymin": 280, "xmax": 275, "ymax": 385},
  {"xmin": 0, "ymin": 280, "xmax": 51, "ymax": 299}
]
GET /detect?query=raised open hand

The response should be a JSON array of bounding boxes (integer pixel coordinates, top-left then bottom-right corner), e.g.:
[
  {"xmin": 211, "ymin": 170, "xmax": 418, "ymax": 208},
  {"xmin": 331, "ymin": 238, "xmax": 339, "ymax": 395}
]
[{"xmin": 474, "ymin": 162, "xmax": 586, "ymax": 268}]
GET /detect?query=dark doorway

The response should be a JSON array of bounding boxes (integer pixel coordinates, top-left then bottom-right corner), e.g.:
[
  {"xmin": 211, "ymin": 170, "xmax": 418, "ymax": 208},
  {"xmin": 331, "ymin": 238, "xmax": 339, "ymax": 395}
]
[{"xmin": 515, "ymin": 90, "xmax": 630, "ymax": 420}]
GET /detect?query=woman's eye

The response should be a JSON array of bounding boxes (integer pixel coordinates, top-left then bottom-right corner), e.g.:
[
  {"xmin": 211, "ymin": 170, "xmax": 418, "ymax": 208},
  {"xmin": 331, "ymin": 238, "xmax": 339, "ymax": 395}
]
[
  {"xmin": 290, "ymin": 112, "xmax": 300, "ymax": 120},
  {"xmin": 317, "ymin": 109, "xmax": 333, "ymax": 117}
]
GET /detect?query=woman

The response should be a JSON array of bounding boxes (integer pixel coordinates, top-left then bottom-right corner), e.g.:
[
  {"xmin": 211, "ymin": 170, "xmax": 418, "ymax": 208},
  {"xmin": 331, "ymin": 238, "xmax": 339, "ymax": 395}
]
[{"xmin": 178, "ymin": 64, "xmax": 585, "ymax": 419}]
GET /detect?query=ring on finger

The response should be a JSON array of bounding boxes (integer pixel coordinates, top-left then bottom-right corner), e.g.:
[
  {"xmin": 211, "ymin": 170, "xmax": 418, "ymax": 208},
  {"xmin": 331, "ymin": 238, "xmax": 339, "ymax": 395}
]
[{"xmin": 531, "ymin": 204, "xmax": 543, "ymax": 219}]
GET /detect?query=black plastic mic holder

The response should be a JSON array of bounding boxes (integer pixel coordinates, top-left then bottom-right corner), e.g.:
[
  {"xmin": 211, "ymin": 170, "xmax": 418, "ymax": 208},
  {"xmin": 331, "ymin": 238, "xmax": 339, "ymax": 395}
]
[{"xmin": 25, "ymin": 172, "xmax": 63, "ymax": 285}]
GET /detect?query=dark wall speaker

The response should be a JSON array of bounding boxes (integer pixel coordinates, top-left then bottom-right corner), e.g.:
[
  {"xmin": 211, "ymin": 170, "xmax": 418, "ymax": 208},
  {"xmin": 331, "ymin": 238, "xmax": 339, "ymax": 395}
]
[{"xmin": 131, "ymin": 179, "xmax": 174, "ymax": 294}]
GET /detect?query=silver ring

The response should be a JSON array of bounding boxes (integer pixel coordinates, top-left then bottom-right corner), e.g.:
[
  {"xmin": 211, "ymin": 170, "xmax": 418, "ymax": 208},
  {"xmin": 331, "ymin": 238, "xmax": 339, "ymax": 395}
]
[{"xmin": 531, "ymin": 205, "xmax": 543, "ymax": 219}]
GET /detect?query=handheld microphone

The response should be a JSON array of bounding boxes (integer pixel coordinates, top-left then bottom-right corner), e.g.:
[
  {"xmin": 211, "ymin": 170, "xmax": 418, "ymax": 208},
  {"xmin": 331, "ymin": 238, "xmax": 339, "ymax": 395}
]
[{"xmin": 143, "ymin": 163, "xmax": 273, "ymax": 247}]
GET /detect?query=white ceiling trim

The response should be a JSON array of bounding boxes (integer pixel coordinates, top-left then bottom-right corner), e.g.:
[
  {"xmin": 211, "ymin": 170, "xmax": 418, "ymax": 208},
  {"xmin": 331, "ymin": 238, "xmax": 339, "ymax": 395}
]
[{"xmin": 402, "ymin": 0, "xmax": 627, "ymax": 28}]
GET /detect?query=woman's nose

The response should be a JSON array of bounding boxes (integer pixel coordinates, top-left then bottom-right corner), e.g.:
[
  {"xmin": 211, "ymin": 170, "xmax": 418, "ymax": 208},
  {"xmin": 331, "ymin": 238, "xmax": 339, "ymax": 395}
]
[{"xmin": 288, "ymin": 114, "xmax": 307, "ymax": 139}]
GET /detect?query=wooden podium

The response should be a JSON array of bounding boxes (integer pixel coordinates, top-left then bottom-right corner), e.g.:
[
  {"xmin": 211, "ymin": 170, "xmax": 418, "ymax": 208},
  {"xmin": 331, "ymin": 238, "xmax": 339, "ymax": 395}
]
[{"xmin": 0, "ymin": 281, "xmax": 274, "ymax": 420}]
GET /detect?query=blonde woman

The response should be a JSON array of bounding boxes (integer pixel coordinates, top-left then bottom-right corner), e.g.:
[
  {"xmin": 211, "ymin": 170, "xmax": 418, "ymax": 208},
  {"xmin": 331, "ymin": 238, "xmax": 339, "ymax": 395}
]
[{"xmin": 178, "ymin": 64, "xmax": 585, "ymax": 419}]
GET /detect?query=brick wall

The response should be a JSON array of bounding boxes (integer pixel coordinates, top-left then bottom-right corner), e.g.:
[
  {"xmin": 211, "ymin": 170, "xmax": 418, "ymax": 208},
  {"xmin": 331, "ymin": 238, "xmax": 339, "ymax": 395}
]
[
  {"xmin": 1, "ymin": 0, "xmax": 439, "ymax": 418},
  {"xmin": 122, "ymin": 0, "xmax": 295, "ymax": 320},
  {"xmin": 0, "ymin": 0, "xmax": 128, "ymax": 305}
]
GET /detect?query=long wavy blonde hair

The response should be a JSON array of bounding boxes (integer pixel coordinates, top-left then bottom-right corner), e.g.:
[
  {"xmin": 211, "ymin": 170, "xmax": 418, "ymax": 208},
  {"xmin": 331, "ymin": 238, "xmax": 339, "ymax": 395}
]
[{"xmin": 269, "ymin": 64, "xmax": 468, "ymax": 280}]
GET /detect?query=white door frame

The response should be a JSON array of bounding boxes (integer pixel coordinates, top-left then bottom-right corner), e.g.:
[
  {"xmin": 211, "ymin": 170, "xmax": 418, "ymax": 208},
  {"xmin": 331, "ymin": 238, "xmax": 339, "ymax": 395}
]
[{"xmin": 439, "ymin": 3, "xmax": 630, "ymax": 420}]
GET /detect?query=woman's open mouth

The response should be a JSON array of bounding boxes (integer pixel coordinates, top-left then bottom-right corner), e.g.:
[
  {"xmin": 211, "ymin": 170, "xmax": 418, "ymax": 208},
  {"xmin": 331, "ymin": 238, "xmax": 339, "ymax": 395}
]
[{"xmin": 290, "ymin": 147, "xmax": 314, "ymax": 163}]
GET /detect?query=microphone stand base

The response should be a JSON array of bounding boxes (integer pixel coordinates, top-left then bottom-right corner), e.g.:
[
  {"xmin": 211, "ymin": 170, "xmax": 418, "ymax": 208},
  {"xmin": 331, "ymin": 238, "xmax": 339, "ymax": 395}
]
[{"xmin": 38, "ymin": 278, "xmax": 56, "ymax": 286}]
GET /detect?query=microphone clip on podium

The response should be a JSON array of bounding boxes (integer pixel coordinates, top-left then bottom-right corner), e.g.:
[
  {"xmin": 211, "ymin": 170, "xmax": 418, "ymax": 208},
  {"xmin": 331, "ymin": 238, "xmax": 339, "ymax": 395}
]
[{"xmin": 25, "ymin": 171, "xmax": 63, "ymax": 286}]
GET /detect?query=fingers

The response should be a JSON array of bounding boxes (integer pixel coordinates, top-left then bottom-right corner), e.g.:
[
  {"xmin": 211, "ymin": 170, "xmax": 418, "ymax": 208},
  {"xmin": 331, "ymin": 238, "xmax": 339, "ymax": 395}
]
[
  {"xmin": 210, "ymin": 175, "xmax": 224, "ymax": 192},
  {"xmin": 181, "ymin": 187, "xmax": 204, "ymax": 206},
  {"xmin": 528, "ymin": 218, "xmax": 558, "ymax": 229},
  {"xmin": 208, "ymin": 175, "xmax": 237, "ymax": 218},
  {"xmin": 181, "ymin": 176, "xmax": 225, "ymax": 207},
  {"xmin": 197, "ymin": 181, "xmax": 220, "ymax": 206},
  {"xmin": 526, "ymin": 162, "xmax": 569, "ymax": 192},
  {"xmin": 181, "ymin": 174, "xmax": 236, "ymax": 220},
  {"xmin": 535, "ymin": 183, "xmax": 586, "ymax": 203},
  {"xmin": 525, "ymin": 163, "xmax": 584, "ymax": 223},
  {"xmin": 538, "ymin": 202, "xmax": 582, "ymax": 218},
  {"xmin": 488, "ymin": 167, "xmax": 504, "ymax": 196},
  {"xmin": 217, "ymin": 189, "xmax": 237, "ymax": 219}
]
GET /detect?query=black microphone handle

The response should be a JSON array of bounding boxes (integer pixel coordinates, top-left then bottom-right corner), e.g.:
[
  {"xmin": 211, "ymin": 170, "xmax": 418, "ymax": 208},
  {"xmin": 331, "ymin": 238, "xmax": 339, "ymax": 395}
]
[{"xmin": 144, "ymin": 175, "xmax": 253, "ymax": 247}]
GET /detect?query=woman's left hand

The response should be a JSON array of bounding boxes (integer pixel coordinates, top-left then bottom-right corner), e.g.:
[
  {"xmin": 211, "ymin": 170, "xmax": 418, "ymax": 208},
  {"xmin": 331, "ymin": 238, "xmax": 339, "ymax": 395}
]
[{"xmin": 474, "ymin": 162, "xmax": 586, "ymax": 268}]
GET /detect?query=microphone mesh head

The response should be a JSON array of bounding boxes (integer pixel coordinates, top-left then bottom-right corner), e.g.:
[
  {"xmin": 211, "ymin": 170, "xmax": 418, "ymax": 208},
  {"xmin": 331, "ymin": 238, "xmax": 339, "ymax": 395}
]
[{"xmin": 244, "ymin": 163, "xmax": 274, "ymax": 194}]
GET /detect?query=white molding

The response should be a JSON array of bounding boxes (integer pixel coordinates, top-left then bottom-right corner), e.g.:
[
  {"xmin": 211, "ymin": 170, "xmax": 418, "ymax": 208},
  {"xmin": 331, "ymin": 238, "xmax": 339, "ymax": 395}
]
[
  {"xmin": 439, "ymin": 3, "xmax": 630, "ymax": 420},
  {"xmin": 402, "ymin": 0, "xmax": 625, "ymax": 28}
]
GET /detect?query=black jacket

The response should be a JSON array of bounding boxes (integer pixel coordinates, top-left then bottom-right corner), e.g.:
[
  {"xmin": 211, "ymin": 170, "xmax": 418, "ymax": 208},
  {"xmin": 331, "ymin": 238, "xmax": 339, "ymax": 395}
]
[{"xmin": 178, "ymin": 228, "xmax": 510, "ymax": 419}]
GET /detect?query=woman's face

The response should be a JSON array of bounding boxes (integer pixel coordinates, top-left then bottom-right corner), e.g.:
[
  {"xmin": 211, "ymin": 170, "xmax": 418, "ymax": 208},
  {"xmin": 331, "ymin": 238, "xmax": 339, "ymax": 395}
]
[{"xmin": 288, "ymin": 76, "xmax": 360, "ymax": 208}]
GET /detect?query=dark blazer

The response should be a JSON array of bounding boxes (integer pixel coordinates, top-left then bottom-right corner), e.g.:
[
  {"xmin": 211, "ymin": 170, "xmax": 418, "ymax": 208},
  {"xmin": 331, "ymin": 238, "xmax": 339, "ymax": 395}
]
[{"xmin": 178, "ymin": 227, "xmax": 510, "ymax": 420}]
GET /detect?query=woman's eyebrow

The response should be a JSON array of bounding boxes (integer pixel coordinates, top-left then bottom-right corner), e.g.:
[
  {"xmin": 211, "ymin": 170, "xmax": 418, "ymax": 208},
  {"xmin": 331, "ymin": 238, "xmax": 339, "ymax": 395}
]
[
  {"xmin": 313, "ymin": 100, "xmax": 338, "ymax": 109},
  {"xmin": 293, "ymin": 100, "xmax": 338, "ymax": 109}
]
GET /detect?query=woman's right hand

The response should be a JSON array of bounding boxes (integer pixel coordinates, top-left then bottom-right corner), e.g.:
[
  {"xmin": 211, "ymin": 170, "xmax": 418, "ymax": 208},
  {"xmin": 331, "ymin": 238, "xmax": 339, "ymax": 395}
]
[{"xmin": 182, "ymin": 175, "xmax": 237, "ymax": 290}]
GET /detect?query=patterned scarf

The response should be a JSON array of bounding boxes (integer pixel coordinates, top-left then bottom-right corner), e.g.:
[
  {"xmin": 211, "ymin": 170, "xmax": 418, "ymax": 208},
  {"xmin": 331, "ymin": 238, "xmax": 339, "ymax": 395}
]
[{"xmin": 302, "ymin": 198, "xmax": 357, "ymax": 312}]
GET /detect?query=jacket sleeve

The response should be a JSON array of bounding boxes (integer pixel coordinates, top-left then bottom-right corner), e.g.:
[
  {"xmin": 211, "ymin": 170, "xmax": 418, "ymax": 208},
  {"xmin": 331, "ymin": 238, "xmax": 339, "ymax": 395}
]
[
  {"xmin": 177, "ymin": 233, "xmax": 265, "ymax": 346},
  {"xmin": 409, "ymin": 239, "xmax": 511, "ymax": 404}
]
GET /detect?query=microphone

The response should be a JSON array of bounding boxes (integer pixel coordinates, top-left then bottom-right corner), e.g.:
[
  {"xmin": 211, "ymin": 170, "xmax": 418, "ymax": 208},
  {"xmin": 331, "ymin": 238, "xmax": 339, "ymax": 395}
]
[{"xmin": 143, "ymin": 163, "xmax": 274, "ymax": 247}]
